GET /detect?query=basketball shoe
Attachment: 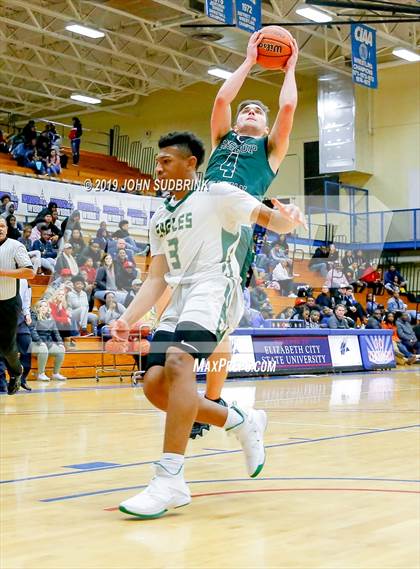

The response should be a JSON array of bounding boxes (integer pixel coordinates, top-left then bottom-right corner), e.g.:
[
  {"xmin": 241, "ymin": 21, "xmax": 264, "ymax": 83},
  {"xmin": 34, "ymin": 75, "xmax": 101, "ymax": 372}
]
[
  {"xmin": 189, "ymin": 396, "xmax": 227, "ymax": 440},
  {"xmin": 119, "ymin": 462, "xmax": 191, "ymax": 519},
  {"xmin": 227, "ymin": 404, "xmax": 267, "ymax": 478}
]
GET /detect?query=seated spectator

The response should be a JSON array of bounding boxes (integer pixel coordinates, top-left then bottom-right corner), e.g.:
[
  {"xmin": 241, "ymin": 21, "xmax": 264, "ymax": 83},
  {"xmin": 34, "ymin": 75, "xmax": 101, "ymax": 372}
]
[
  {"xmin": 29, "ymin": 300, "xmax": 66, "ymax": 381},
  {"xmin": 328, "ymin": 304, "xmax": 350, "ymax": 329},
  {"xmin": 22, "ymin": 120, "xmax": 36, "ymax": 143},
  {"xmin": 124, "ymin": 278, "xmax": 143, "ymax": 308},
  {"xmin": 31, "ymin": 201, "xmax": 58, "ymax": 227},
  {"xmin": 36, "ymin": 130, "xmax": 51, "ymax": 161},
  {"xmin": 79, "ymin": 257, "xmax": 97, "ymax": 285},
  {"xmin": 41, "ymin": 212, "xmax": 61, "ymax": 242},
  {"xmin": 54, "ymin": 243, "xmax": 79, "ymax": 276},
  {"xmin": 67, "ymin": 275, "xmax": 98, "ymax": 336},
  {"xmin": 0, "ymin": 194, "xmax": 14, "ymax": 218},
  {"xmin": 320, "ymin": 307, "xmax": 334, "ymax": 327},
  {"xmin": 309, "ymin": 245, "xmax": 329, "ymax": 277},
  {"xmin": 382, "ymin": 313, "xmax": 417, "ymax": 365},
  {"xmin": 112, "ymin": 220, "xmax": 144, "ymax": 254},
  {"xmin": 327, "ymin": 243, "xmax": 339, "ymax": 266},
  {"xmin": 360, "ymin": 263, "xmax": 383, "ymax": 295},
  {"xmin": 396, "ymin": 313, "xmax": 420, "ymax": 354},
  {"xmin": 78, "ymin": 239, "xmax": 102, "ymax": 267},
  {"xmin": 98, "ymin": 292, "xmax": 126, "ymax": 333},
  {"xmin": 95, "ymin": 221, "xmax": 111, "ymax": 250},
  {"xmin": 272, "ymin": 259, "xmax": 294, "ymax": 296},
  {"xmin": 387, "ymin": 291, "xmax": 407, "ymax": 314},
  {"xmin": 307, "ymin": 310, "xmax": 321, "ymax": 328},
  {"xmin": 79, "ymin": 269, "xmax": 95, "ymax": 311},
  {"xmin": 249, "ymin": 283, "xmax": 273, "ymax": 316},
  {"xmin": 345, "ymin": 261, "xmax": 366, "ymax": 293},
  {"xmin": 366, "ymin": 308, "xmax": 383, "ymax": 329},
  {"xmin": 6, "ymin": 215, "xmax": 22, "ymax": 240},
  {"xmin": 61, "ymin": 210, "xmax": 81, "ymax": 242},
  {"xmin": 69, "ymin": 228, "xmax": 85, "ymax": 260},
  {"xmin": 32, "ymin": 225, "xmax": 57, "ymax": 274},
  {"xmin": 276, "ymin": 306, "xmax": 294, "ymax": 321},
  {"xmin": 355, "ymin": 249, "xmax": 367, "ymax": 270},
  {"xmin": 343, "ymin": 286, "xmax": 366, "ymax": 324},
  {"xmin": 269, "ymin": 241, "xmax": 289, "ymax": 267},
  {"xmin": 108, "ymin": 238, "xmax": 135, "ymax": 263},
  {"xmin": 0, "ymin": 129, "xmax": 10, "ymax": 153},
  {"xmin": 384, "ymin": 265, "xmax": 407, "ymax": 294},
  {"xmin": 115, "ymin": 251, "xmax": 138, "ymax": 293},
  {"xmin": 316, "ymin": 285, "xmax": 335, "ymax": 309},
  {"xmin": 366, "ymin": 292, "xmax": 378, "ymax": 316},
  {"xmin": 46, "ymin": 148, "xmax": 61, "ymax": 176},
  {"xmin": 51, "ymin": 209, "xmax": 61, "ymax": 233},
  {"xmin": 342, "ymin": 250, "xmax": 356, "ymax": 272},
  {"xmin": 305, "ymin": 296, "xmax": 322, "ymax": 314},
  {"xmin": 49, "ymin": 289, "xmax": 73, "ymax": 343},
  {"xmin": 43, "ymin": 268, "xmax": 74, "ymax": 301},
  {"xmin": 324, "ymin": 262, "xmax": 349, "ymax": 292},
  {"xmin": 94, "ymin": 253, "xmax": 127, "ymax": 304},
  {"xmin": 18, "ymin": 224, "xmax": 41, "ymax": 273},
  {"xmin": 291, "ymin": 305, "xmax": 310, "ymax": 326},
  {"xmin": 59, "ymin": 148, "xmax": 68, "ymax": 169}
]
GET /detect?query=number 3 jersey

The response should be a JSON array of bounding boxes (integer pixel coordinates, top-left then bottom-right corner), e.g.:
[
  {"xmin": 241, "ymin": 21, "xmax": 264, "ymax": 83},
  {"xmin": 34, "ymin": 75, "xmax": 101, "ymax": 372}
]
[
  {"xmin": 204, "ymin": 130, "xmax": 276, "ymax": 200},
  {"xmin": 149, "ymin": 181, "xmax": 261, "ymax": 288}
]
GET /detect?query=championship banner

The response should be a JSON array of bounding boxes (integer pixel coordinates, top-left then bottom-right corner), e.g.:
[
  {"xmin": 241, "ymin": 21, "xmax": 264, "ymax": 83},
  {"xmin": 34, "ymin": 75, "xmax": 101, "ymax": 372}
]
[
  {"xmin": 206, "ymin": 0, "xmax": 234, "ymax": 25},
  {"xmin": 351, "ymin": 24, "xmax": 378, "ymax": 89},
  {"xmin": 252, "ymin": 335, "xmax": 332, "ymax": 373},
  {"xmin": 328, "ymin": 335, "xmax": 363, "ymax": 370},
  {"xmin": 235, "ymin": 0, "xmax": 261, "ymax": 33},
  {"xmin": 359, "ymin": 333, "xmax": 395, "ymax": 370}
]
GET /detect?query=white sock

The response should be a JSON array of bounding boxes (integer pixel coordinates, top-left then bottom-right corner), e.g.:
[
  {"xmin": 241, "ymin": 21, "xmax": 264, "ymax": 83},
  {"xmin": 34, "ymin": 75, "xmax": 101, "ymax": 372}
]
[
  {"xmin": 159, "ymin": 453, "xmax": 185, "ymax": 475},
  {"xmin": 224, "ymin": 406, "xmax": 245, "ymax": 432}
]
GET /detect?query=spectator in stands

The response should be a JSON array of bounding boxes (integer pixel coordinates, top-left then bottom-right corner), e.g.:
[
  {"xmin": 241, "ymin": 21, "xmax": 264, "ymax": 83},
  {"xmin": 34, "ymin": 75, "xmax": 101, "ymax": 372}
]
[
  {"xmin": 79, "ymin": 257, "xmax": 97, "ymax": 285},
  {"xmin": 108, "ymin": 238, "xmax": 135, "ymax": 263},
  {"xmin": 387, "ymin": 291, "xmax": 407, "ymax": 314},
  {"xmin": 30, "ymin": 300, "xmax": 66, "ymax": 381},
  {"xmin": 345, "ymin": 261, "xmax": 366, "ymax": 293},
  {"xmin": 78, "ymin": 239, "xmax": 102, "ymax": 267},
  {"xmin": 316, "ymin": 285, "xmax": 335, "ymax": 309},
  {"xmin": 327, "ymin": 243, "xmax": 339, "ymax": 266},
  {"xmin": 272, "ymin": 259, "xmax": 294, "ymax": 296},
  {"xmin": 344, "ymin": 286, "xmax": 366, "ymax": 324},
  {"xmin": 384, "ymin": 265, "xmax": 407, "ymax": 294},
  {"xmin": 381, "ymin": 313, "xmax": 417, "ymax": 365},
  {"xmin": 42, "ymin": 268, "xmax": 74, "ymax": 301},
  {"xmin": 342, "ymin": 250, "xmax": 356, "ymax": 272},
  {"xmin": 69, "ymin": 228, "xmax": 85, "ymax": 261},
  {"xmin": 309, "ymin": 245, "xmax": 329, "ymax": 277},
  {"xmin": 112, "ymin": 220, "xmax": 145, "ymax": 254},
  {"xmin": 59, "ymin": 148, "xmax": 68, "ymax": 169},
  {"xmin": 37, "ymin": 213, "xmax": 61, "ymax": 244},
  {"xmin": 269, "ymin": 240, "xmax": 289, "ymax": 267},
  {"xmin": 366, "ymin": 308, "xmax": 383, "ymax": 329},
  {"xmin": 67, "ymin": 275, "xmax": 98, "ymax": 336},
  {"xmin": 18, "ymin": 224, "xmax": 41, "ymax": 273},
  {"xmin": 124, "ymin": 278, "xmax": 143, "ymax": 308},
  {"xmin": 96, "ymin": 221, "xmax": 111, "ymax": 250},
  {"xmin": 69, "ymin": 117, "xmax": 82, "ymax": 165},
  {"xmin": 361, "ymin": 263, "xmax": 384, "ymax": 295},
  {"xmin": 46, "ymin": 148, "xmax": 61, "ymax": 176},
  {"xmin": 0, "ymin": 194, "xmax": 13, "ymax": 218},
  {"xmin": 308, "ymin": 310, "xmax": 321, "ymax": 328},
  {"xmin": 355, "ymin": 249, "xmax": 367, "ymax": 270},
  {"xmin": 320, "ymin": 307, "xmax": 333, "ymax": 328},
  {"xmin": 328, "ymin": 304, "xmax": 350, "ymax": 329},
  {"xmin": 49, "ymin": 289, "xmax": 73, "ymax": 343},
  {"xmin": 61, "ymin": 210, "xmax": 81, "ymax": 242},
  {"xmin": 366, "ymin": 292, "xmax": 379, "ymax": 316},
  {"xmin": 22, "ymin": 120, "xmax": 36, "ymax": 143},
  {"xmin": 0, "ymin": 130, "xmax": 9, "ymax": 153},
  {"xmin": 397, "ymin": 313, "xmax": 420, "ymax": 354},
  {"xmin": 32, "ymin": 226, "xmax": 57, "ymax": 274},
  {"xmin": 249, "ymin": 283, "xmax": 273, "ymax": 316},
  {"xmin": 305, "ymin": 296, "xmax": 322, "ymax": 314},
  {"xmin": 98, "ymin": 292, "xmax": 126, "ymax": 333},
  {"xmin": 276, "ymin": 306, "xmax": 294, "ymax": 321},
  {"xmin": 115, "ymin": 250, "xmax": 137, "ymax": 292},
  {"xmin": 324, "ymin": 262, "xmax": 349, "ymax": 292},
  {"xmin": 36, "ymin": 129, "xmax": 51, "ymax": 161},
  {"xmin": 94, "ymin": 253, "xmax": 127, "ymax": 304},
  {"xmin": 291, "ymin": 305, "xmax": 310, "ymax": 326},
  {"xmin": 31, "ymin": 201, "xmax": 58, "ymax": 227},
  {"xmin": 54, "ymin": 243, "xmax": 79, "ymax": 276},
  {"xmin": 6, "ymin": 215, "xmax": 21, "ymax": 240}
]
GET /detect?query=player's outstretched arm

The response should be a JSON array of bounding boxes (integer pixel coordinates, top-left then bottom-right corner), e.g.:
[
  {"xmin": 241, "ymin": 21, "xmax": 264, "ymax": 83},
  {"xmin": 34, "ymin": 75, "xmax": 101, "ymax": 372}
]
[
  {"xmin": 210, "ymin": 31, "xmax": 262, "ymax": 148},
  {"xmin": 250, "ymin": 199, "xmax": 307, "ymax": 235},
  {"xmin": 111, "ymin": 254, "xmax": 168, "ymax": 339},
  {"xmin": 267, "ymin": 37, "xmax": 299, "ymax": 171}
]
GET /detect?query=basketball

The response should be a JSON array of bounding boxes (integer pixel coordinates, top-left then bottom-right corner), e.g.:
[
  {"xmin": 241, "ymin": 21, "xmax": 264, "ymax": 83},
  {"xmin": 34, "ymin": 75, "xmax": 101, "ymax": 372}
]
[
  {"xmin": 105, "ymin": 339, "xmax": 129, "ymax": 354},
  {"xmin": 257, "ymin": 26, "xmax": 293, "ymax": 70}
]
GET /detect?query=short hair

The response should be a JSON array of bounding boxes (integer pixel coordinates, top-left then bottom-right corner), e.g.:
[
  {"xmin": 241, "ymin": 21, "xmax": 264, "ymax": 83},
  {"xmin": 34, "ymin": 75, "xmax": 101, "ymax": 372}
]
[
  {"xmin": 119, "ymin": 220, "xmax": 129, "ymax": 229},
  {"xmin": 335, "ymin": 303, "xmax": 346, "ymax": 311},
  {"xmin": 39, "ymin": 224, "xmax": 49, "ymax": 232},
  {"xmin": 1, "ymin": 194, "xmax": 10, "ymax": 202},
  {"xmin": 235, "ymin": 99, "xmax": 269, "ymax": 121},
  {"xmin": 158, "ymin": 131, "xmax": 205, "ymax": 168},
  {"xmin": 71, "ymin": 275, "xmax": 85, "ymax": 284}
]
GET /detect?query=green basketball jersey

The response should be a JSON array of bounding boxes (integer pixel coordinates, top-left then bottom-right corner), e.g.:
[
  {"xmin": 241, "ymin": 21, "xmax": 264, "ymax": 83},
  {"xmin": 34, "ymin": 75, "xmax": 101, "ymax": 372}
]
[{"xmin": 204, "ymin": 130, "xmax": 276, "ymax": 200}]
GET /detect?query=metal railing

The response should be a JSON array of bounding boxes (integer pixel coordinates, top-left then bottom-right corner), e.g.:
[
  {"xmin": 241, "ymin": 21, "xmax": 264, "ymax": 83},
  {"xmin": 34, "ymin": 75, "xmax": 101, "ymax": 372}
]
[{"xmin": 112, "ymin": 124, "xmax": 155, "ymax": 176}]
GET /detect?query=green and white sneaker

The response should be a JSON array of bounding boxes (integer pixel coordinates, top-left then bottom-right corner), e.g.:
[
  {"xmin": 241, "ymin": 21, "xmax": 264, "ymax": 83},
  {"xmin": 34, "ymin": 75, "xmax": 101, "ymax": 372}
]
[
  {"xmin": 119, "ymin": 462, "xmax": 191, "ymax": 519},
  {"xmin": 228, "ymin": 405, "xmax": 267, "ymax": 478}
]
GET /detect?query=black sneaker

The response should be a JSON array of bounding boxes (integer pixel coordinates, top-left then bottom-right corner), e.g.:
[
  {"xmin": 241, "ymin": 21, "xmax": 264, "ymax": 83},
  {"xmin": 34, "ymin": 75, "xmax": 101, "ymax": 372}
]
[
  {"xmin": 189, "ymin": 397, "xmax": 227, "ymax": 440},
  {"xmin": 21, "ymin": 382, "xmax": 32, "ymax": 392},
  {"xmin": 8, "ymin": 375, "xmax": 22, "ymax": 395}
]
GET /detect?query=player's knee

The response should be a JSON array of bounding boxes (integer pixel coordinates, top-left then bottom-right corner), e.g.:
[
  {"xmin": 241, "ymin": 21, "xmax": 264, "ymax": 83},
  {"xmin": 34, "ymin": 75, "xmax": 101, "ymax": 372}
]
[{"xmin": 165, "ymin": 346, "xmax": 193, "ymax": 379}]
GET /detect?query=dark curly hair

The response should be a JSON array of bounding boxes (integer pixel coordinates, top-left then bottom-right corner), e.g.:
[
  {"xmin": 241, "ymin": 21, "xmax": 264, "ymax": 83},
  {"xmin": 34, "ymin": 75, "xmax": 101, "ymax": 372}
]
[{"xmin": 158, "ymin": 131, "xmax": 205, "ymax": 168}]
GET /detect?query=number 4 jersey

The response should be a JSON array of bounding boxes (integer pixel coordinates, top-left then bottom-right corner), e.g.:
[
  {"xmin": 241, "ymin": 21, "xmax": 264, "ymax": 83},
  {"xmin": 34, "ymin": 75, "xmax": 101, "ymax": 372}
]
[
  {"xmin": 204, "ymin": 130, "xmax": 276, "ymax": 200},
  {"xmin": 149, "ymin": 181, "xmax": 261, "ymax": 288}
]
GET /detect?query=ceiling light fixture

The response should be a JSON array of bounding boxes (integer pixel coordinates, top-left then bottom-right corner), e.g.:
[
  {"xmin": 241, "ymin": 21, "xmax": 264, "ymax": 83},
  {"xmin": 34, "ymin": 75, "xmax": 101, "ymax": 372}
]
[
  {"xmin": 208, "ymin": 68, "xmax": 233, "ymax": 80},
  {"xmin": 295, "ymin": 6, "xmax": 333, "ymax": 23},
  {"xmin": 392, "ymin": 48, "xmax": 420, "ymax": 62},
  {"xmin": 65, "ymin": 24, "xmax": 105, "ymax": 39},
  {"xmin": 70, "ymin": 94, "xmax": 102, "ymax": 104}
]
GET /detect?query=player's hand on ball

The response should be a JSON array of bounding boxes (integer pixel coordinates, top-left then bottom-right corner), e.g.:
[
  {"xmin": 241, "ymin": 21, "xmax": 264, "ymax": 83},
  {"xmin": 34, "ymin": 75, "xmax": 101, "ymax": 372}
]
[
  {"xmin": 284, "ymin": 38, "xmax": 299, "ymax": 72},
  {"xmin": 111, "ymin": 319, "xmax": 129, "ymax": 342},
  {"xmin": 246, "ymin": 31, "xmax": 263, "ymax": 65},
  {"xmin": 271, "ymin": 199, "xmax": 308, "ymax": 231}
]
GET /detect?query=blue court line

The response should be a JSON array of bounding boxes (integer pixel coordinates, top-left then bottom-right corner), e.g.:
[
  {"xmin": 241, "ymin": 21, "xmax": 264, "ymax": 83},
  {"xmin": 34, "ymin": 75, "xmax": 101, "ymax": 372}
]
[
  {"xmin": 289, "ymin": 437, "xmax": 314, "ymax": 441},
  {"xmin": 41, "ymin": 476, "xmax": 420, "ymax": 503},
  {"xmin": 1, "ymin": 423, "xmax": 418, "ymax": 485}
]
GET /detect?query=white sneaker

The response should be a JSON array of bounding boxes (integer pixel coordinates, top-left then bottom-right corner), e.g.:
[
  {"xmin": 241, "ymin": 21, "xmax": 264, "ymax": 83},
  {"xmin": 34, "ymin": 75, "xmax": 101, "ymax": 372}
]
[
  {"xmin": 228, "ymin": 405, "xmax": 267, "ymax": 478},
  {"xmin": 51, "ymin": 373, "xmax": 67, "ymax": 381},
  {"xmin": 37, "ymin": 373, "xmax": 50, "ymax": 382},
  {"xmin": 119, "ymin": 462, "xmax": 191, "ymax": 519}
]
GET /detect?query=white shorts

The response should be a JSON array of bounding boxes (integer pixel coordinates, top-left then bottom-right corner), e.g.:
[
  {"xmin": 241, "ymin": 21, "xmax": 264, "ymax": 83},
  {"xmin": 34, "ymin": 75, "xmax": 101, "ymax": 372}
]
[{"xmin": 158, "ymin": 277, "xmax": 244, "ymax": 342}]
